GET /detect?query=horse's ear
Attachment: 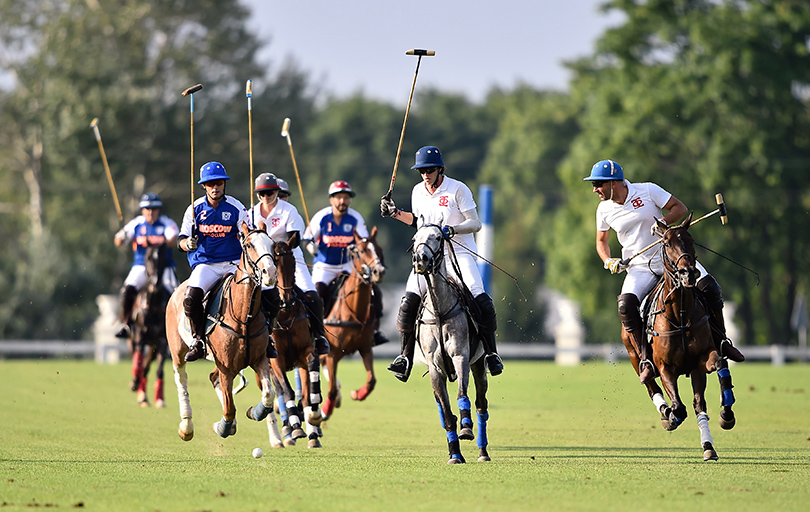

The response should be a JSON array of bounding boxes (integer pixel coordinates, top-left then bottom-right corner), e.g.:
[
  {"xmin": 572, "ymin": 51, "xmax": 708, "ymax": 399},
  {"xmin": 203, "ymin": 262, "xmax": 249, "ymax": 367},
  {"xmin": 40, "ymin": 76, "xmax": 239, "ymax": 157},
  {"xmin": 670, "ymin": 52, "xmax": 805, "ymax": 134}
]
[
  {"xmin": 289, "ymin": 230, "xmax": 300, "ymax": 247},
  {"xmin": 240, "ymin": 221, "xmax": 251, "ymax": 236},
  {"xmin": 353, "ymin": 228, "xmax": 363, "ymax": 244},
  {"xmin": 655, "ymin": 217, "xmax": 668, "ymax": 233},
  {"xmin": 258, "ymin": 220, "xmax": 267, "ymax": 232},
  {"xmin": 370, "ymin": 225, "xmax": 377, "ymax": 240},
  {"xmin": 417, "ymin": 215, "xmax": 425, "ymax": 229},
  {"xmin": 680, "ymin": 211, "xmax": 693, "ymax": 230}
]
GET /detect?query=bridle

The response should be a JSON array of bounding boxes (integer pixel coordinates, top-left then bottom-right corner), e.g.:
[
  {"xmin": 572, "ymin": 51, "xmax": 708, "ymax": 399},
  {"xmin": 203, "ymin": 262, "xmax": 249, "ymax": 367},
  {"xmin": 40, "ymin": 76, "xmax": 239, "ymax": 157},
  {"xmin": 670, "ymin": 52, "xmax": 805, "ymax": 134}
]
[
  {"xmin": 660, "ymin": 227, "xmax": 698, "ymax": 291},
  {"xmin": 348, "ymin": 238, "xmax": 384, "ymax": 283},
  {"xmin": 271, "ymin": 241, "xmax": 298, "ymax": 311},
  {"xmin": 412, "ymin": 224, "xmax": 445, "ymax": 276},
  {"xmin": 237, "ymin": 229, "xmax": 276, "ymax": 287}
]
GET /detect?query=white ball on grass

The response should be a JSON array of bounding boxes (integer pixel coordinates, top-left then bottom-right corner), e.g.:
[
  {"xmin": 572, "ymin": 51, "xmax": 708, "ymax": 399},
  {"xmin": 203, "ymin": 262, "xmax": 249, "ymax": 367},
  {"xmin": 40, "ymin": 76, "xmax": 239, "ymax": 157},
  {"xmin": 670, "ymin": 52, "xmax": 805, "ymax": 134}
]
[{"xmin": 252, "ymin": 447, "xmax": 263, "ymax": 459}]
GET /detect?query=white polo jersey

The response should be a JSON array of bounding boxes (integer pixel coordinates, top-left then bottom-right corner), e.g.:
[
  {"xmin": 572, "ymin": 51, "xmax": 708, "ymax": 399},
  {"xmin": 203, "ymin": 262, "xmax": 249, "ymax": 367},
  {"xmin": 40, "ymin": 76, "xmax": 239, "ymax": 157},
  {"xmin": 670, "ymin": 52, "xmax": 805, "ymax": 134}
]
[
  {"xmin": 251, "ymin": 200, "xmax": 315, "ymax": 292},
  {"xmin": 596, "ymin": 180, "xmax": 671, "ymax": 269},
  {"xmin": 411, "ymin": 176, "xmax": 478, "ymax": 256}
]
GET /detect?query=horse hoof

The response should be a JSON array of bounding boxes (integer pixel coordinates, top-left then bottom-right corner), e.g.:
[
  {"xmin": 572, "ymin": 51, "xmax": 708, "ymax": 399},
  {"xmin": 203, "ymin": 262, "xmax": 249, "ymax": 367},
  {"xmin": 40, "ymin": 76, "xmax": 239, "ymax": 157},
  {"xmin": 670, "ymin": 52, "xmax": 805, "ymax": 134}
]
[
  {"xmin": 283, "ymin": 436, "xmax": 296, "ymax": 447},
  {"xmin": 308, "ymin": 436, "xmax": 322, "ymax": 449},
  {"xmin": 703, "ymin": 449, "xmax": 719, "ymax": 461},
  {"xmin": 478, "ymin": 455, "xmax": 491, "ymax": 462},
  {"xmin": 306, "ymin": 410, "xmax": 323, "ymax": 426},
  {"xmin": 459, "ymin": 428, "xmax": 474, "ymax": 441},
  {"xmin": 447, "ymin": 456, "xmax": 466, "ymax": 464},
  {"xmin": 178, "ymin": 418, "xmax": 194, "ymax": 441},
  {"xmin": 270, "ymin": 440, "xmax": 284, "ymax": 448},
  {"xmin": 719, "ymin": 410, "xmax": 736, "ymax": 430},
  {"xmin": 291, "ymin": 427, "xmax": 306, "ymax": 440},
  {"xmin": 139, "ymin": 400, "xmax": 150, "ymax": 408},
  {"xmin": 155, "ymin": 399, "xmax": 166, "ymax": 409}
]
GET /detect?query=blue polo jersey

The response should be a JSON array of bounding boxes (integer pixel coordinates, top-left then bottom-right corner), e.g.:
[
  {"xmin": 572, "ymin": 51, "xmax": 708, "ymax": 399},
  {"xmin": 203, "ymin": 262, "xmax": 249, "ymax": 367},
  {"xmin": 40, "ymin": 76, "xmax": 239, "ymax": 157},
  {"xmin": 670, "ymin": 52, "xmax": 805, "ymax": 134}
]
[
  {"xmin": 306, "ymin": 206, "xmax": 368, "ymax": 266},
  {"xmin": 122, "ymin": 214, "xmax": 179, "ymax": 267},
  {"xmin": 180, "ymin": 195, "xmax": 250, "ymax": 269}
]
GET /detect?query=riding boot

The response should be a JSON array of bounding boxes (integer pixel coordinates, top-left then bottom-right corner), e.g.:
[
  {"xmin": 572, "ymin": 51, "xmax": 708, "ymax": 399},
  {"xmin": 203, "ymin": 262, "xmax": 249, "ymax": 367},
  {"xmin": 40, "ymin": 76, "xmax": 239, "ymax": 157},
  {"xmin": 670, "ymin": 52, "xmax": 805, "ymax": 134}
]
[
  {"xmin": 183, "ymin": 286, "xmax": 207, "ymax": 362},
  {"xmin": 315, "ymin": 281, "xmax": 332, "ymax": 316},
  {"xmin": 303, "ymin": 290, "xmax": 330, "ymax": 355},
  {"xmin": 371, "ymin": 284, "xmax": 389, "ymax": 346},
  {"xmin": 115, "ymin": 285, "xmax": 138, "ymax": 338},
  {"xmin": 387, "ymin": 292, "xmax": 421, "ymax": 382},
  {"xmin": 261, "ymin": 288, "xmax": 280, "ymax": 358},
  {"xmin": 473, "ymin": 293, "xmax": 504, "ymax": 376},
  {"xmin": 618, "ymin": 293, "xmax": 655, "ymax": 384},
  {"xmin": 697, "ymin": 276, "xmax": 745, "ymax": 362}
]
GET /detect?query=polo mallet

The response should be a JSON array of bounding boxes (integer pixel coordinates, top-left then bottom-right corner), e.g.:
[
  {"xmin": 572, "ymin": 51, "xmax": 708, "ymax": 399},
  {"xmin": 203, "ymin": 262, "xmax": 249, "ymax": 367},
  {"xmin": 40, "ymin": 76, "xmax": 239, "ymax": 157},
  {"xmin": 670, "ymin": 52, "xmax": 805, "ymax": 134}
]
[
  {"xmin": 246, "ymin": 80, "xmax": 255, "ymax": 204},
  {"xmin": 181, "ymin": 83, "xmax": 203, "ymax": 206},
  {"xmin": 281, "ymin": 117, "xmax": 311, "ymax": 225},
  {"xmin": 385, "ymin": 48, "xmax": 435, "ymax": 199},
  {"xmin": 90, "ymin": 118, "xmax": 123, "ymax": 221},
  {"xmin": 620, "ymin": 193, "xmax": 729, "ymax": 267}
]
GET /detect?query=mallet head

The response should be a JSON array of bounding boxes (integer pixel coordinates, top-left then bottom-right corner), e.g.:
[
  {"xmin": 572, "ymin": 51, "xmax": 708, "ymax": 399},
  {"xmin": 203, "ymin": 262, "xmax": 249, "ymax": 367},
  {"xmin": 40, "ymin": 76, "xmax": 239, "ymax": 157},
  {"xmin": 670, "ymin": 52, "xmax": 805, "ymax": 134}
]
[
  {"xmin": 90, "ymin": 118, "xmax": 99, "ymax": 128},
  {"xmin": 281, "ymin": 118, "xmax": 291, "ymax": 137},
  {"xmin": 246, "ymin": 80, "xmax": 252, "ymax": 97},
  {"xmin": 716, "ymin": 193, "xmax": 728, "ymax": 225},
  {"xmin": 406, "ymin": 49, "xmax": 435, "ymax": 56},
  {"xmin": 181, "ymin": 83, "xmax": 203, "ymax": 96}
]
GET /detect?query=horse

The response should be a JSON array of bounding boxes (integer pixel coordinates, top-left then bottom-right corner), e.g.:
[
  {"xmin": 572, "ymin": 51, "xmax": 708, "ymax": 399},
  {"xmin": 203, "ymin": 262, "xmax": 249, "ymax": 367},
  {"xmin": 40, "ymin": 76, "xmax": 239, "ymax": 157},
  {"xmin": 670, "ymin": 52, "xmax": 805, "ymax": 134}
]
[
  {"xmin": 128, "ymin": 244, "xmax": 170, "ymax": 408},
  {"xmin": 320, "ymin": 227, "xmax": 386, "ymax": 419},
  {"xmin": 263, "ymin": 233, "xmax": 324, "ymax": 449},
  {"xmin": 624, "ymin": 213, "xmax": 737, "ymax": 461},
  {"xmin": 411, "ymin": 223, "xmax": 490, "ymax": 464},
  {"xmin": 165, "ymin": 222, "xmax": 277, "ymax": 441}
]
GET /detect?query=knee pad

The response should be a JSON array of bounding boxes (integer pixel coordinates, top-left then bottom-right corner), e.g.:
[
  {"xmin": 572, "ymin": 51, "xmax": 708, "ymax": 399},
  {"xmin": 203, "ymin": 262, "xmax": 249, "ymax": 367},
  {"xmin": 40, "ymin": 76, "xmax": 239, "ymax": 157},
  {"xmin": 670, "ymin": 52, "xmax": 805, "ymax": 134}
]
[
  {"xmin": 183, "ymin": 287, "xmax": 204, "ymax": 314},
  {"xmin": 617, "ymin": 293, "xmax": 641, "ymax": 322}
]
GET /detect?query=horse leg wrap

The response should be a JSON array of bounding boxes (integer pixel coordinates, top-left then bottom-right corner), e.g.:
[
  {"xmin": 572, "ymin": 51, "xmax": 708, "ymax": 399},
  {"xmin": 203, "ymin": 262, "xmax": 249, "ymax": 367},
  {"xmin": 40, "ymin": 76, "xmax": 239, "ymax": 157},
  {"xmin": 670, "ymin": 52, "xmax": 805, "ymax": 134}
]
[
  {"xmin": 138, "ymin": 375, "xmax": 147, "ymax": 394},
  {"xmin": 294, "ymin": 371, "xmax": 303, "ymax": 402},
  {"xmin": 476, "ymin": 411, "xmax": 489, "ymax": 449},
  {"xmin": 132, "ymin": 351, "xmax": 144, "ymax": 379},
  {"xmin": 696, "ymin": 412, "xmax": 713, "ymax": 446},
  {"xmin": 435, "ymin": 400, "xmax": 446, "ymax": 429},
  {"xmin": 717, "ymin": 367, "xmax": 735, "ymax": 407},
  {"xmin": 322, "ymin": 396, "xmax": 335, "ymax": 417},
  {"xmin": 459, "ymin": 409, "xmax": 473, "ymax": 430},
  {"xmin": 250, "ymin": 401, "xmax": 271, "ymax": 421},
  {"xmin": 309, "ymin": 369, "xmax": 322, "ymax": 405},
  {"xmin": 286, "ymin": 400, "xmax": 301, "ymax": 428},
  {"xmin": 447, "ymin": 438, "xmax": 464, "ymax": 462},
  {"xmin": 214, "ymin": 418, "xmax": 234, "ymax": 438},
  {"xmin": 155, "ymin": 378, "xmax": 164, "ymax": 402},
  {"xmin": 353, "ymin": 384, "xmax": 370, "ymax": 401},
  {"xmin": 277, "ymin": 397, "xmax": 289, "ymax": 423}
]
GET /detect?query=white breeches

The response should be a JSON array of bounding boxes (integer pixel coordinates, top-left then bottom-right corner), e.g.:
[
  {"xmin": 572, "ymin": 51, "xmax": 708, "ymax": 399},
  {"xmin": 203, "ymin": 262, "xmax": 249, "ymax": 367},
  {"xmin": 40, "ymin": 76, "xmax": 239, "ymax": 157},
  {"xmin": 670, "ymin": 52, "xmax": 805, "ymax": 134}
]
[
  {"xmin": 621, "ymin": 260, "xmax": 708, "ymax": 299},
  {"xmin": 263, "ymin": 257, "xmax": 316, "ymax": 292},
  {"xmin": 187, "ymin": 261, "xmax": 238, "ymax": 293},
  {"xmin": 311, "ymin": 262, "xmax": 352, "ymax": 286},
  {"xmin": 124, "ymin": 264, "xmax": 179, "ymax": 294},
  {"xmin": 405, "ymin": 250, "xmax": 484, "ymax": 297}
]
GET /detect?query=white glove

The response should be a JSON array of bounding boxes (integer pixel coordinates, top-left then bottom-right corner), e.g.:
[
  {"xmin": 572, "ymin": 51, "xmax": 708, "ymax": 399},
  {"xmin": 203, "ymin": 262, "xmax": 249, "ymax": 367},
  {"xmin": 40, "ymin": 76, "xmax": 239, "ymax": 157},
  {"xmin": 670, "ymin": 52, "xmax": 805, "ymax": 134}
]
[
  {"xmin": 380, "ymin": 195, "xmax": 398, "ymax": 218},
  {"xmin": 604, "ymin": 257, "xmax": 627, "ymax": 274},
  {"xmin": 306, "ymin": 240, "xmax": 318, "ymax": 256},
  {"xmin": 185, "ymin": 236, "xmax": 198, "ymax": 251},
  {"xmin": 114, "ymin": 229, "xmax": 127, "ymax": 244}
]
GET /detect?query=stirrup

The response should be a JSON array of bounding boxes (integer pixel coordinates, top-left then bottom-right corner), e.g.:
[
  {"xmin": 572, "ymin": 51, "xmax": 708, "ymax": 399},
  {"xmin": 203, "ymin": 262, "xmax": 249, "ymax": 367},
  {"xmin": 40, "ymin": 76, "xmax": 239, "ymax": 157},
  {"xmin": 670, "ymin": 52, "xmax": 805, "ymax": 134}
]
[
  {"xmin": 638, "ymin": 359, "xmax": 656, "ymax": 384},
  {"xmin": 486, "ymin": 353, "xmax": 504, "ymax": 376},
  {"xmin": 184, "ymin": 339, "xmax": 207, "ymax": 362},
  {"xmin": 314, "ymin": 335, "xmax": 330, "ymax": 355},
  {"xmin": 266, "ymin": 341, "xmax": 278, "ymax": 359},
  {"xmin": 720, "ymin": 339, "xmax": 745, "ymax": 362},
  {"xmin": 387, "ymin": 356, "xmax": 411, "ymax": 382},
  {"xmin": 115, "ymin": 324, "xmax": 131, "ymax": 339},
  {"xmin": 373, "ymin": 331, "xmax": 390, "ymax": 346}
]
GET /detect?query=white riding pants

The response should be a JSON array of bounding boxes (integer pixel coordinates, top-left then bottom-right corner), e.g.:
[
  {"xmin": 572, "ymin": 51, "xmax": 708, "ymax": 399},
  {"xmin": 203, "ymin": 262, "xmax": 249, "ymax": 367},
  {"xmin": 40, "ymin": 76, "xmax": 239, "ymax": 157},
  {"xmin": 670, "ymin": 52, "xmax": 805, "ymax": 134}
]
[
  {"xmin": 311, "ymin": 262, "xmax": 352, "ymax": 286},
  {"xmin": 405, "ymin": 250, "xmax": 484, "ymax": 298},
  {"xmin": 621, "ymin": 260, "xmax": 708, "ymax": 300},
  {"xmin": 124, "ymin": 264, "xmax": 179, "ymax": 294},
  {"xmin": 187, "ymin": 261, "xmax": 238, "ymax": 293}
]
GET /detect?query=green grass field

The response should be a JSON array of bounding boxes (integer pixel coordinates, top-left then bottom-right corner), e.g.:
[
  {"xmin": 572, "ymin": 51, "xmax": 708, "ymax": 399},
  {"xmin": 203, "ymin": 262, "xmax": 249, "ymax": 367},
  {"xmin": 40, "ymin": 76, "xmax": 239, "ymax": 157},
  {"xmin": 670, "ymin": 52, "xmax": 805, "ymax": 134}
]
[{"xmin": 1, "ymin": 358, "xmax": 808, "ymax": 511}]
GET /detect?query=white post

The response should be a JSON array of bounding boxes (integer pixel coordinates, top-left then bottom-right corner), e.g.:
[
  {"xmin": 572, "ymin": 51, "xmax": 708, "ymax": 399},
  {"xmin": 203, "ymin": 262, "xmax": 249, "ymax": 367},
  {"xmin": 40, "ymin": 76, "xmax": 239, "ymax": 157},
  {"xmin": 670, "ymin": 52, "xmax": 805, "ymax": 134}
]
[{"xmin": 93, "ymin": 294, "xmax": 120, "ymax": 364}]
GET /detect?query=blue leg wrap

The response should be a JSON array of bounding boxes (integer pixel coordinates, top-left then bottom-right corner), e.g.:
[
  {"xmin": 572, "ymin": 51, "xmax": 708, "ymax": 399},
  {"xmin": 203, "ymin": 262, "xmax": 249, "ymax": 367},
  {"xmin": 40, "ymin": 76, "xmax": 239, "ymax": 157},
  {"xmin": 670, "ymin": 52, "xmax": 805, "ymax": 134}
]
[
  {"xmin": 251, "ymin": 401, "xmax": 270, "ymax": 421},
  {"xmin": 458, "ymin": 396, "xmax": 471, "ymax": 411},
  {"xmin": 477, "ymin": 411, "xmax": 489, "ymax": 448},
  {"xmin": 277, "ymin": 396, "xmax": 289, "ymax": 422},
  {"xmin": 722, "ymin": 389, "xmax": 736, "ymax": 407},
  {"xmin": 446, "ymin": 430, "xmax": 459, "ymax": 443},
  {"xmin": 214, "ymin": 418, "xmax": 234, "ymax": 438},
  {"xmin": 718, "ymin": 368, "xmax": 730, "ymax": 378},
  {"xmin": 436, "ymin": 400, "xmax": 446, "ymax": 429},
  {"xmin": 717, "ymin": 368, "xmax": 735, "ymax": 406},
  {"xmin": 458, "ymin": 397, "xmax": 473, "ymax": 428},
  {"xmin": 294, "ymin": 371, "xmax": 303, "ymax": 402}
]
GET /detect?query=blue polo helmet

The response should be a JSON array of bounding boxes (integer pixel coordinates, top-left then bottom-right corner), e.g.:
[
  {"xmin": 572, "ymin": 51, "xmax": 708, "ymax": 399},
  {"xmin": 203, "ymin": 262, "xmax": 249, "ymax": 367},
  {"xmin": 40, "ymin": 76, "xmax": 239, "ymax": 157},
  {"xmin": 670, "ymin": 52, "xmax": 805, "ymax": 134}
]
[
  {"xmin": 584, "ymin": 160, "xmax": 624, "ymax": 181},
  {"xmin": 138, "ymin": 192, "xmax": 162, "ymax": 209},
  {"xmin": 411, "ymin": 146, "xmax": 444, "ymax": 169},
  {"xmin": 198, "ymin": 161, "xmax": 230, "ymax": 184}
]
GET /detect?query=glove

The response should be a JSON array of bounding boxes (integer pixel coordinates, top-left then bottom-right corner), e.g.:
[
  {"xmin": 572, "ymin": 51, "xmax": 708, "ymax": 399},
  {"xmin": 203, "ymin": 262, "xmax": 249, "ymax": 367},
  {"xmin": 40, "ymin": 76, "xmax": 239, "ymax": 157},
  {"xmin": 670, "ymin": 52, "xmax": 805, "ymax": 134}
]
[
  {"xmin": 306, "ymin": 240, "xmax": 318, "ymax": 256},
  {"xmin": 651, "ymin": 223, "xmax": 665, "ymax": 238},
  {"xmin": 441, "ymin": 225, "xmax": 455, "ymax": 240},
  {"xmin": 380, "ymin": 195, "xmax": 398, "ymax": 218},
  {"xmin": 114, "ymin": 229, "xmax": 127, "ymax": 244},
  {"xmin": 604, "ymin": 257, "xmax": 627, "ymax": 274},
  {"xmin": 185, "ymin": 236, "xmax": 198, "ymax": 251}
]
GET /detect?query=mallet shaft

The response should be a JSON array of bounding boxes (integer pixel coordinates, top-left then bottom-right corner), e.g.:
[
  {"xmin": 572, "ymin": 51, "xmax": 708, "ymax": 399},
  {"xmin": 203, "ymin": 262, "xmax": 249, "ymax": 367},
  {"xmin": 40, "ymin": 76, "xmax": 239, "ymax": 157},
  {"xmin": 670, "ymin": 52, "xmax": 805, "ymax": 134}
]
[
  {"xmin": 90, "ymin": 118, "xmax": 123, "ymax": 221},
  {"xmin": 281, "ymin": 118, "xmax": 311, "ymax": 225},
  {"xmin": 246, "ymin": 80, "xmax": 254, "ymax": 203}
]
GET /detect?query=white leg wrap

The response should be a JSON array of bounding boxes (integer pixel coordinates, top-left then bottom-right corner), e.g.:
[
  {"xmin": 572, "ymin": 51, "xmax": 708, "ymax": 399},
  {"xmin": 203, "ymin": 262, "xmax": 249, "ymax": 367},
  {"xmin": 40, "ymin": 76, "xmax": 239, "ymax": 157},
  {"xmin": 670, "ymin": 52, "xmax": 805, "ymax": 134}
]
[
  {"xmin": 697, "ymin": 412, "xmax": 713, "ymax": 446},
  {"xmin": 652, "ymin": 392, "xmax": 668, "ymax": 412},
  {"xmin": 173, "ymin": 365, "xmax": 192, "ymax": 419}
]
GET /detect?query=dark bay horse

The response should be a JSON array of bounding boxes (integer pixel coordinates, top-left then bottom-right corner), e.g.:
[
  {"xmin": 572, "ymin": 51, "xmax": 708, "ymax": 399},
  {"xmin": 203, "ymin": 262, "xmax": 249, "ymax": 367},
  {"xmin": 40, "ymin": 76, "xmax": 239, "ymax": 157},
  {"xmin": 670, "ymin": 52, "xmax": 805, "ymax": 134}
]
[
  {"xmin": 129, "ymin": 244, "xmax": 170, "ymax": 408},
  {"xmin": 412, "ymin": 224, "xmax": 490, "ymax": 464},
  {"xmin": 264, "ymin": 233, "xmax": 324, "ymax": 449},
  {"xmin": 165, "ymin": 223, "xmax": 277, "ymax": 441},
  {"xmin": 321, "ymin": 227, "xmax": 386, "ymax": 419},
  {"xmin": 625, "ymin": 213, "xmax": 737, "ymax": 461}
]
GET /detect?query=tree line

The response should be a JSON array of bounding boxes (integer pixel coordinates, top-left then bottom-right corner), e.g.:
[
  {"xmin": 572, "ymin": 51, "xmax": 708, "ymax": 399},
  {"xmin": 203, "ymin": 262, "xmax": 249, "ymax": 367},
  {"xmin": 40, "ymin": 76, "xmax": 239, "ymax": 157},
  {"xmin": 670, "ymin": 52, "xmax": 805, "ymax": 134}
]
[{"xmin": 1, "ymin": 0, "xmax": 808, "ymax": 346}]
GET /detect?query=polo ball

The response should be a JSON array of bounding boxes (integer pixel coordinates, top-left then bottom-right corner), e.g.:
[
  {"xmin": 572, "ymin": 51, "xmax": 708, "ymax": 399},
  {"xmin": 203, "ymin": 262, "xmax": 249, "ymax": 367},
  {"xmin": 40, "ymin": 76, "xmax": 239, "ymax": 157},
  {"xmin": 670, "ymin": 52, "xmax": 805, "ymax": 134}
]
[{"xmin": 252, "ymin": 447, "xmax": 263, "ymax": 459}]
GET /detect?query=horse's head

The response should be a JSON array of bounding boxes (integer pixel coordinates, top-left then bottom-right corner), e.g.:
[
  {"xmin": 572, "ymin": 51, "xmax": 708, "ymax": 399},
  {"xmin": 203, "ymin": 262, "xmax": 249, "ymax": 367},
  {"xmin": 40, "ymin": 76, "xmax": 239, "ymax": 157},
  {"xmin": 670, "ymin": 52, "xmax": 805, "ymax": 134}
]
[
  {"xmin": 143, "ymin": 244, "xmax": 167, "ymax": 296},
  {"xmin": 271, "ymin": 232, "xmax": 298, "ymax": 307},
  {"xmin": 412, "ymin": 224, "xmax": 444, "ymax": 275},
  {"xmin": 349, "ymin": 226, "xmax": 386, "ymax": 284},
  {"xmin": 239, "ymin": 222, "xmax": 277, "ymax": 288},
  {"xmin": 657, "ymin": 212, "xmax": 699, "ymax": 287}
]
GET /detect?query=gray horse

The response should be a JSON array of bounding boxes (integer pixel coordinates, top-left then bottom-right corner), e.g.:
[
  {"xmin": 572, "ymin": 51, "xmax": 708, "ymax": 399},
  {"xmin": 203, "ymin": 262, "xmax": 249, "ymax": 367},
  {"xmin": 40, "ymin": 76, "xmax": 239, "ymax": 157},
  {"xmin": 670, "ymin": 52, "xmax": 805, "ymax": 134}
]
[{"xmin": 411, "ymin": 223, "xmax": 490, "ymax": 464}]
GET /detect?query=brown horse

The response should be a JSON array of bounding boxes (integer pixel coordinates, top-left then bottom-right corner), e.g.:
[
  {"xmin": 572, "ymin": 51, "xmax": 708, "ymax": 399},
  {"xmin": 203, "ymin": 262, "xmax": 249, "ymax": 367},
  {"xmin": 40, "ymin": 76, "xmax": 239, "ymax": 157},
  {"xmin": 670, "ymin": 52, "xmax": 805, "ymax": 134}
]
[
  {"xmin": 165, "ymin": 223, "xmax": 277, "ymax": 441},
  {"xmin": 623, "ymin": 213, "xmax": 737, "ymax": 461},
  {"xmin": 265, "ymin": 233, "xmax": 324, "ymax": 448},
  {"xmin": 320, "ymin": 227, "xmax": 386, "ymax": 419},
  {"xmin": 129, "ymin": 245, "xmax": 170, "ymax": 408}
]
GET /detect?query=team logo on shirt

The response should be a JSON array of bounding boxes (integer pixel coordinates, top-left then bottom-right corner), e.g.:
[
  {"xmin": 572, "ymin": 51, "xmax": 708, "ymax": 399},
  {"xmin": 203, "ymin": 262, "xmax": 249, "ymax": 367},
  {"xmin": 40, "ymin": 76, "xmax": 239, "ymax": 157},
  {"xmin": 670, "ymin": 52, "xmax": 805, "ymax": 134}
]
[
  {"xmin": 272, "ymin": 218, "xmax": 280, "ymax": 228},
  {"xmin": 631, "ymin": 197, "xmax": 644, "ymax": 209},
  {"xmin": 222, "ymin": 212, "xmax": 232, "ymax": 221},
  {"xmin": 343, "ymin": 224, "xmax": 352, "ymax": 232},
  {"xmin": 439, "ymin": 196, "xmax": 449, "ymax": 207}
]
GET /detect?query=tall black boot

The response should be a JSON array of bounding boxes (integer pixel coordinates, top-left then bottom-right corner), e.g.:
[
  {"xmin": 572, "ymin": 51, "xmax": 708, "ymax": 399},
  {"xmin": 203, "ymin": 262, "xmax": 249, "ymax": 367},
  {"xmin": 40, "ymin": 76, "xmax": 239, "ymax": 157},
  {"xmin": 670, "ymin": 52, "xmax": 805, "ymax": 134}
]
[
  {"xmin": 115, "ymin": 285, "xmax": 138, "ymax": 338},
  {"xmin": 697, "ymin": 276, "xmax": 744, "ymax": 362},
  {"xmin": 371, "ymin": 284, "xmax": 389, "ymax": 346},
  {"xmin": 387, "ymin": 292, "xmax": 421, "ymax": 382},
  {"xmin": 302, "ymin": 290, "xmax": 329, "ymax": 355},
  {"xmin": 473, "ymin": 293, "xmax": 504, "ymax": 376},
  {"xmin": 261, "ymin": 288, "xmax": 280, "ymax": 358},
  {"xmin": 183, "ymin": 286, "xmax": 207, "ymax": 362},
  {"xmin": 618, "ymin": 293, "xmax": 655, "ymax": 384}
]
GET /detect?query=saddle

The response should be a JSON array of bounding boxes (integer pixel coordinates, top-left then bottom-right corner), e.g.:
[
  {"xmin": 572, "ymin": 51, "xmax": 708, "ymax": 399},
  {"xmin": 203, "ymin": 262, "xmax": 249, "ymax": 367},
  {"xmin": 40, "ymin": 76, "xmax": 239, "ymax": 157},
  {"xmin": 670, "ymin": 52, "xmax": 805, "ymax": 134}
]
[
  {"xmin": 641, "ymin": 277, "xmax": 711, "ymax": 344},
  {"xmin": 202, "ymin": 274, "xmax": 233, "ymax": 336},
  {"xmin": 323, "ymin": 272, "xmax": 350, "ymax": 314}
]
